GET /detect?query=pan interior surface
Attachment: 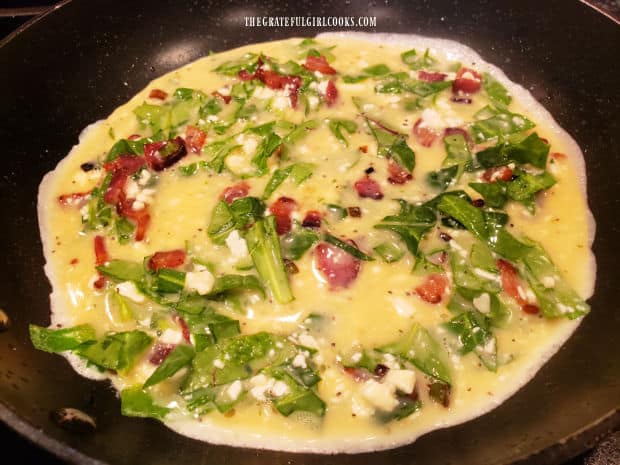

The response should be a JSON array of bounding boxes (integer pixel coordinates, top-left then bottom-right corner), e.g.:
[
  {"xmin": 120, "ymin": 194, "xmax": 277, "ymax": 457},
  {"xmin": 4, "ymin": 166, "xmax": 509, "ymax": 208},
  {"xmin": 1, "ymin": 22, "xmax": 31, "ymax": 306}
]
[{"xmin": 0, "ymin": 1, "xmax": 619, "ymax": 464}]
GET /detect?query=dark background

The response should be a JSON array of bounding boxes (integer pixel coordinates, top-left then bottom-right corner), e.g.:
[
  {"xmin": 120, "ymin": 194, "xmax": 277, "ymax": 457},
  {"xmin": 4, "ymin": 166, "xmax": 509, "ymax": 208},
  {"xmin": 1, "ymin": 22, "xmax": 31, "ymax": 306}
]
[{"xmin": 1, "ymin": 1, "xmax": 618, "ymax": 464}]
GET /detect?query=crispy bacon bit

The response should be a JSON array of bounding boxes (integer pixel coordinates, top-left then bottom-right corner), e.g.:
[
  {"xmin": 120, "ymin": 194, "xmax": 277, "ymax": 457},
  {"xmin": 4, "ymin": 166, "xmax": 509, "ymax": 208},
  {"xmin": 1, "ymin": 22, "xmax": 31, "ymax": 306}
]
[
  {"xmin": 302, "ymin": 210, "xmax": 322, "ymax": 229},
  {"xmin": 354, "ymin": 176, "xmax": 384, "ymax": 200},
  {"xmin": 238, "ymin": 69, "xmax": 254, "ymax": 81},
  {"xmin": 472, "ymin": 198, "xmax": 485, "ymax": 208},
  {"xmin": 324, "ymin": 79, "xmax": 338, "ymax": 106},
  {"xmin": 452, "ymin": 67, "xmax": 482, "ymax": 94},
  {"xmin": 439, "ymin": 232, "xmax": 452, "ymax": 242},
  {"xmin": 211, "ymin": 90, "xmax": 232, "ymax": 104},
  {"xmin": 552, "ymin": 152, "xmax": 567, "ymax": 160},
  {"xmin": 184, "ymin": 125, "xmax": 207, "ymax": 154},
  {"xmin": 344, "ymin": 366, "xmax": 371, "ymax": 382},
  {"xmin": 148, "ymin": 89, "xmax": 168, "ymax": 100},
  {"xmin": 149, "ymin": 343, "xmax": 175, "ymax": 365},
  {"xmin": 444, "ymin": 127, "xmax": 472, "ymax": 147},
  {"xmin": 103, "ymin": 154, "xmax": 146, "ymax": 174},
  {"xmin": 374, "ymin": 364, "xmax": 389, "ymax": 378},
  {"xmin": 415, "ymin": 273, "xmax": 448, "ymax": 304},
  {"xmin": 148, "ymin": 249, "xmax": 186, "ymax": 272},
  {"xmin": 347, "ymin": 206, "xmax": 362, "ymax": 218},
  {"xmin": 271, "ymin": 196, "xmax": 298, "ymax": 235},
  {"xmin": 94, "ymin": 235, "xmax": 109, "ymax": 266},
  {"xmin": 314, "ymin": 241, "xmax": 361, "ymax": 289},
  {"xmin": 359, "ymin": 145, "xmax": 368, "ymax": 153},
  {"xmin": 497, "ymin": 259, "xmax": 526, "ymax": 305},
  {"xmin": 117, "ymin": 198, "xmax": 151, "ymax": 241},
  {"xmin": 220, "ymin": 181, "xmax": 250, "ymax": 204},
  {"xmin": 387, "ymin": 160, "xmax": 413, "ymax": 185},
  {"xmin": 58, "ymin": 191, "xmax": 90, "ymax": 207},
  {"xmin": 93, "ymin": 235, "xmax": 108, "ymax": 289},
  {"xmin": 418, "ymin": 70, "xmax": 447, "ymax": 82},
  {"xmin": 482, "ymin": 166, "xmax": 513, "ymax": 182},
  {"xmin": 173, "ymin": 314, "xmax": 191, "ymax": 344},
  {"xmin": 283, "ymin": 259, "xmax": 299, "ymax": 275},
  {"xmin": 523, "ymin": 304, "xmax": 541, "ymax": 315},
  {"xmin": 303, "ymin": 55, "xmax": 337, "ymax": 74},
  {"xmin": 240, "ymin": 60, "xmax": 303, "ymax": 109},
  {"xmin": 127, "ymin": 134, "xmax": 142, "ymax": 141},
  {"xmin": 144, "ymin": 137, "xmax": 188, "ymax": 172},
  {"xmin": 413, "ymin": 118, "xmax": 438, "ymax": 147}
]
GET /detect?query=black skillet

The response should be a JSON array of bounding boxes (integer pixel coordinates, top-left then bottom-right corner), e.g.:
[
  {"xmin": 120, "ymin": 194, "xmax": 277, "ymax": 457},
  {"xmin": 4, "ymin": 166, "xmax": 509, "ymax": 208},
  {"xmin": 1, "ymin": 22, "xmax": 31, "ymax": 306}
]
[{"xmin": 1, "ymin": 1, "xmax": 619, "ymax": 464}]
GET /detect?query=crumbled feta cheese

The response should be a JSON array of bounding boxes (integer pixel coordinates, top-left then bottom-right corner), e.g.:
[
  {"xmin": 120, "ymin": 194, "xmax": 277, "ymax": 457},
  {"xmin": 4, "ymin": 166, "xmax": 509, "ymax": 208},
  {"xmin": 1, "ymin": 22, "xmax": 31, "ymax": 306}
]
[
  {"xmin": 361, "ymin": 379, "xmax": 399, "ymax": 411},
  {"xmin": 314, "ymin": 70, "xmax": 323, "ymax": 79},
  {"xmin": 351, "ymin": 396, "xmax": 374, "ymax": 417},
  {"xmin": 137, "ymin": 169, "xmax": 151, "ymax": 186},
  {"xmin": 249, "ymin": 374, "xmax": 275, "ymax": 401},
  {"xmin": 473, "ymin": 267, "xmax": 501, "ymax": 282},
  {"xmin": 226, "ymin": 380, "xmax": 242, "ymax": 401},
  {"xmin": 298, "ymin": 333, "xmax": 319, "ymax": 350},
  {"xmin": 419, "ymin": 108, "xmax": 445, "ymax": 131},
  {"xmin": 225, "ymin": 230, "xmax": 249, "ymax": 260},
  {"xmin": 384, "ymin": 369, "xmax": 416, "ymax": 394},
  {"xmin": 272, "ymin": 95, "xmax": 290, "ymax": 110},
  {"xmin": 115, "ymin": 281, "xmax": 144, "ymax": 303},
  {"xmin": 350, "ymin": 352, "xmax": 362, "ymax": 363},
  {"xmin": 242, "ymin": 135, "xmax": 259, "ymax": 155},
  {"xmin": 160, "ymin": 328, "xmax": 183, "ymax": 345},
  {"xmin": 381, "ymin": 353, "xmax": 401, "ymax": 370},
  {"xmin": 542, "ymin": 276, "xmax": 556, "ymax": 288},
  {"xmin": 125, "ymin": 179, "xmax": 140, "ymax": 198},
  {"xmin": 481, "ymin": 337, "xmax": 496, "ymax": 354},
  {"xmin": 132, "ymin": 200, "xmax": 145, "ymax": 211},
  {"xmin": 473, "ymin": 293, "xmax": 491, "ymax": 314},
  {"xmin": 217, "ymin": 86, "xmax": 231, "ymax": 96},
  {"xmin": 307, "ymin": 95, "xmax": 319, "ymax": 109},
  {"xmin": 317, "ymin": 80, "xmax": 329, "ymax": 94},
  {"xmin": 213, "ymin": 358, "xmax": 225, "ymax": 369},
  {"xmin": 185, "ymin": 268, "xmax": 215, "ymax": 295},
  {"xmin": 292, "ymin": 353, "xmax": 307, "ymax": 369},
  {"xmin": 270, "ymin": 380, "xmax": 289, "ymax": 397}
]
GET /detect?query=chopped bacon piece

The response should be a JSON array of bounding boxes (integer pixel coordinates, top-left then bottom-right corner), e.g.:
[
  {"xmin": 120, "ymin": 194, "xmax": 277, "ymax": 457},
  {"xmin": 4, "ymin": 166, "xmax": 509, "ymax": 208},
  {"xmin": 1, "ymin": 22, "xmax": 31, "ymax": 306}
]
[
  {"xmin": 387, "ymin": 160, "xmax": 413, "ymax": 185},
  {"xmin": 148, "ymin": 249, "xmax": 186, "ymax": 272},
  {"xmin": 482, "ymin": 166, "xmax": 513, "ymax": 182},
  {"xmin": 344, "ymin": 366, "xmax": 371, "ymax": 382},
  {"xmin": 302, "ymin": 210, "xmax": 322, "ymax": 228},
  {"xmin": 103, "ymin": 154, "xmax": 146, "ymax": 174},
  {"xmin": 93, "ymin": 235, "xmax": 108, "ymax": 289},
  {"xmin": 452, "ymin": 67, "xmax": 482, "ymax": 94},
  {"xmin": 497, "ymin": 259, "xmax": 527, "ymax": 306},
  {"xmin": 419, "ymin": 70, "xmax": 447, "ymax": 82},
  {"xmin": 220, "ymin": 181, "xmax": 250, "ymax": 204},
  {"xmin": 303, "ymin": 55, "xmax": 337, "ymax": 74},
  {"xmin": 173, "ymin": 314, "xmax": 191, "ymax": 343},
  {"xmin": 184, "ymin": 125, "xmax": 207, "ymax": 154},
  {"xmin": 148, "ymin": 89, "xmax": 168, "ymax": 100},
  {"xmin": 413, "ymin": 118, "xmax": 439, "ymax": 147},
  {"xmin": 324, "ymin": 79, "xmax": 338, "ymax": 107},
  {"xmin": 58, "ymin": 191, "xmax": 90, "ymax": 207},
  {"xmin": 117, "ymin": 198, "xmax": 151, "ymax": 241},
  {"xmin": 314, "ymin": 241, "xmax": 361, "ymax": 289},
  {"xmin": 354, "ymin": 176, "xmax": 384, "ymax": 200},
  {"xmin": 238, "ymin": 69, "xmax": 254, "ymax": 81},
  {"xmin": 127, "ymin": 134, "xmax": 141, "ymax": 141},
  {"xmin": 94, "ymin": 235, "xmax": 109, "ymax": 266},
  {"xmin": 144, "ymin": 137, "xmax": 188, "ymax": 172},
  {"xmin": 211, "ymin": 90, "xmax": 231, "ymax": 104},
  {"xmin": 270, "ymin": 196, "xmax": 298, "ymax": 235},
  {"xmin": 415, "ymin": 274, "xmax": 449, "ymax": 304},
  {"xmin": 149, "ymin": 343, "xmax": 175, "ymax": 365},
  {"xmin": 522, "ymin": 304, "xmax": 541, "ymax": 315},
  {"xmin": 444, "ymin": 127, "xmax": 472, "ymax": 145}
]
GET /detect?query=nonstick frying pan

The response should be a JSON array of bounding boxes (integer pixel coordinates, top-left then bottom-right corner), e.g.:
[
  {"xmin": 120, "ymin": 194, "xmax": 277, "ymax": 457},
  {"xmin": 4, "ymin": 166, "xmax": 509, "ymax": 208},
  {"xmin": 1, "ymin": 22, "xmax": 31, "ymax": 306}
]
[{"xmin": 1, "ymin": 1, "xmax": 619, "ymax": 464}]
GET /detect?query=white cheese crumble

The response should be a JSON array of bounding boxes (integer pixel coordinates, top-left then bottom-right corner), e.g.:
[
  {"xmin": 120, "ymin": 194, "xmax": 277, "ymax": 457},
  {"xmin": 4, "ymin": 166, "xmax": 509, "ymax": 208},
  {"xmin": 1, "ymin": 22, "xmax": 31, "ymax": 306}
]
[
  {"xmin": 185, "ymin": 268, "xmax": 215, "ymax": 295},
  {"xmin": 213, "ymin": 358, "xmax": 225, "ymax": 369},
  {"xmin": 226, "ymin": 380, "xmax": 242, "ymax": 401},
  {"xmin": 298, "ymin": 333, "xmax": 319, "ymax": 350},
  {"xmin": 360, "ymin": 380, "xmax": 399, "ymax": 411},
  {"xmin": 292, "ymin": 353, "xmax": 308, "ymax": 369},
  {"xmin": 115, "ymin": 281, "xmax": 144, "ymax": 303},
  {"xmin": 542, "ymin": 276, "xmax": 556, "ymax": 288},
  {"xmin": 383, "ymin": 369, "xmax": 416, "ymax": 394},
  {"xmin": 225, "ymin": 230, "xmax": 250, "ymax": 261},
  {"xmin": 419, "ymin": 108, "xmax": 445, "ymax": 131},
  {"xmin": 317, "ymin": 80, "xmax": 329, "ymax": 95},
  {"xmin": 390, "ymin": 296, "xmax": 416, "ymax": 317},
  {"xmin": 160, "ymin": 328, "xmax": 183, "ymax": 345},
  {"xmin": 473, "ymin": 293, "xmax": 491, "ymax": 314}
]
